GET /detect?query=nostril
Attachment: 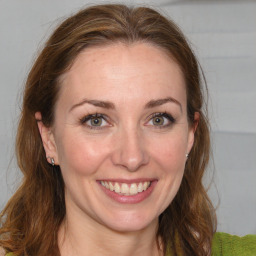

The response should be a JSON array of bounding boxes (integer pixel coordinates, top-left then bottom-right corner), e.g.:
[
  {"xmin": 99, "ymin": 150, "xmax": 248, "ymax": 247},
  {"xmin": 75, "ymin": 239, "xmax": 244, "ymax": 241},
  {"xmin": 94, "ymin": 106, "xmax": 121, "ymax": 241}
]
[{"xmin": 110, "ymin": 129, "xmax": 149, "ymax": 171}]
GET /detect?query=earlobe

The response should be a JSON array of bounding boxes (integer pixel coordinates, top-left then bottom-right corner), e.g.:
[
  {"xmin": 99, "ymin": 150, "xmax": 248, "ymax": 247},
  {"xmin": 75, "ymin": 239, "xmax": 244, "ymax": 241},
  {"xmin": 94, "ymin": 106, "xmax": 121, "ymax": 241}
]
[{"xmin": 35, "ymin": 112, "xmax": 59, "ymax": 165}]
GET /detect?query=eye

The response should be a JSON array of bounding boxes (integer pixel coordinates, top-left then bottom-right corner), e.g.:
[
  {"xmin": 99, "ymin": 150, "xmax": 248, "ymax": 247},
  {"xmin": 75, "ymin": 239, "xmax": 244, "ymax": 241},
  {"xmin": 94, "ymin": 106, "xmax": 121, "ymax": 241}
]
[
  {"xmin": 89, "ymin": 116, "xmax": 103, "ymax": 126},
  {"xmin": 152, "ymin": 116, "xmax": 165, "ymax": 126},
  {"xmin": 80, "ymin": 113, "xmax": 110, "ymax": 129},
  {"xmin": 146, "ymin": 112, "xmax": 175, "ymax": 128}
]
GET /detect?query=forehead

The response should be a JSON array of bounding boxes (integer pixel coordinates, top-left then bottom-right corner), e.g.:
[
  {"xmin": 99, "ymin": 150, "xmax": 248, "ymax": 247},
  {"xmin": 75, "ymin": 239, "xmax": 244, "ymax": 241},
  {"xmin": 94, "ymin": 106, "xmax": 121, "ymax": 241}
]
[
  {"xmin": 67, "ymin": 42, "xmax": 182, "ymax": 78},
  {"xmin": 57, "ymin": 42, "xmax": 186, "ymax": 107}
]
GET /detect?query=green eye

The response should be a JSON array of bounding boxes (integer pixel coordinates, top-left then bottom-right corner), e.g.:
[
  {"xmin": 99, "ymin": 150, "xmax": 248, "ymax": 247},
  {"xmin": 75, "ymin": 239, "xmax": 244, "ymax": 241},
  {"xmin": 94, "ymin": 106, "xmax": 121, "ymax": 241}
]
[
  {"xmin": 80, "ymin": 113, "xmax": 110, "ymax": 130},
  {"xmin": 90, "ymin": 117, "xmax": 102, "ymax": 126},
  {"xmin": 146, "ymin": 112, "xmax": 176, "ymax": 128},
  {"xmin": 152, "ymin": 116, "xmax": 164, "ymax": 126}
]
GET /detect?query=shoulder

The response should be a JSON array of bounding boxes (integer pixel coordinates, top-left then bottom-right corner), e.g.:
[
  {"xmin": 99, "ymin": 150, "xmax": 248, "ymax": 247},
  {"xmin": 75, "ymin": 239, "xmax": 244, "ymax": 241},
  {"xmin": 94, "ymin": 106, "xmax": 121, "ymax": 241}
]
[
  {"xmin": 0, "ymin": 247, "xmax": 13, "ymax": 256},
  {"xmin": 212, "ymin": 232, "xmax": 256, "ymax": 256},
  {"xmin": 0, "ymin": 247, "xmax": 5, "ymax": 256}
]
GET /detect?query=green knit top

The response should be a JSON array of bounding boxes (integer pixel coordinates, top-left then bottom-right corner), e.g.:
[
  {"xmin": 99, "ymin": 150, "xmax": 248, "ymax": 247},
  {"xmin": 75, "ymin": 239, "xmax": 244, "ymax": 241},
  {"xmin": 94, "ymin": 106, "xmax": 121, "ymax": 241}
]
[
  {"xmin": 211, "ymin": 232, "xmax": 256, "ymax": 256},
  {"xmin": 5, "ymin": 232, "xmax": 256, "ymax": 256}
]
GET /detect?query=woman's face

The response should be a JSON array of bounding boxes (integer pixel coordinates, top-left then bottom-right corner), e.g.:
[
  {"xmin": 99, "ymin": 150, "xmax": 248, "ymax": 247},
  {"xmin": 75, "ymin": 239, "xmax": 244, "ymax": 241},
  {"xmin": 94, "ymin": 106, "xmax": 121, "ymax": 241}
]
[{"xmin": 40, "ymin": 42, "xmax": 196, "ymax": 232}]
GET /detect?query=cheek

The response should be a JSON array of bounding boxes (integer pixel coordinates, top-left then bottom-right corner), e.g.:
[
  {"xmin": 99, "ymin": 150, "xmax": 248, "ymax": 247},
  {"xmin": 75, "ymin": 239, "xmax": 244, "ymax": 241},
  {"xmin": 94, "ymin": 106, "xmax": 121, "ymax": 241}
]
[
  {"xmin": 148, "ymin": 132, "xmax": 188, "ymax": 171},
  {"xmin": 56, "ymin": 132, "xmax": 111, "ymax": 176}
]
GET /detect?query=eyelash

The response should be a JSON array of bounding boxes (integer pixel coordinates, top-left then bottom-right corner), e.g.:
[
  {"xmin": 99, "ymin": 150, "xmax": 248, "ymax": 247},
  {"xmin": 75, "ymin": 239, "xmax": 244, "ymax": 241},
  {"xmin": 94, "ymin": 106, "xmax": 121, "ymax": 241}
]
[
  {"xmin": 146, "ymin": 112, "xmax": 176, "ymax": 128},
  {"xmin": 79, "ymin": 112, "xmax": 176, "ymax": 130},
  {"xmin": 79, "ymin": 113, "xmax": 110, "ymax": 130}
]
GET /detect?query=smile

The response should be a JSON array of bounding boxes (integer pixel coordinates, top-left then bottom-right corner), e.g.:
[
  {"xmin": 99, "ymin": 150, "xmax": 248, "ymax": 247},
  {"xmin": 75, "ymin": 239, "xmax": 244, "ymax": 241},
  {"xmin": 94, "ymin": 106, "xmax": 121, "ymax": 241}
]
[{"xmin": 100, "ymin": 181, "xmax": 151, "ymax": 196}]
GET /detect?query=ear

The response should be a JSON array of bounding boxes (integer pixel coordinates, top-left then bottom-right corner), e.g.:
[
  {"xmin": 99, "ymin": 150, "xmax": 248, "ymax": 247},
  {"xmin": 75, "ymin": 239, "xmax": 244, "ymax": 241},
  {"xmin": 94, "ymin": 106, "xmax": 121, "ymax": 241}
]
[
  {"xmin": 35, "ymin": 112, "xmax": 59, "ymax": 165},
  {"xmin": 187, "ymin": 112, "xmax": 199, "ymax": 154}
]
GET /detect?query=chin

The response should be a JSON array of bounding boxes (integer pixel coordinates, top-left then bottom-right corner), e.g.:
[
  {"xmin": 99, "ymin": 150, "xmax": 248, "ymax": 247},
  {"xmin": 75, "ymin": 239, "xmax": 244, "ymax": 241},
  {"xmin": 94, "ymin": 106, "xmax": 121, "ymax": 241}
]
[{"xmin": 100, "ymin": 210, "xmax": 159, "ymax": 233}]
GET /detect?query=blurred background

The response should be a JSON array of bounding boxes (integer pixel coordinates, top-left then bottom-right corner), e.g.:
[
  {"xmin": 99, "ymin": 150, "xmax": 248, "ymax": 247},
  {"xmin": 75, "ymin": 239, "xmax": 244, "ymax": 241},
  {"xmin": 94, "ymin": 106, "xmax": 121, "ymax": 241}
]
[{"xmin": 0, "ymin": 0, "xmax": 255, "ymax": 235}]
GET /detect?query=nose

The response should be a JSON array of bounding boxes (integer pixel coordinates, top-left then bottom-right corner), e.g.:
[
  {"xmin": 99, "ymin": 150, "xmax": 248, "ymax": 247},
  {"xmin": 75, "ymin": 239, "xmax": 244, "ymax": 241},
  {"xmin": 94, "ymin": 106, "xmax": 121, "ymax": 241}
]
[{"xmin": 111, "ymin": 127, "xmax": 149, "ymax": 172}]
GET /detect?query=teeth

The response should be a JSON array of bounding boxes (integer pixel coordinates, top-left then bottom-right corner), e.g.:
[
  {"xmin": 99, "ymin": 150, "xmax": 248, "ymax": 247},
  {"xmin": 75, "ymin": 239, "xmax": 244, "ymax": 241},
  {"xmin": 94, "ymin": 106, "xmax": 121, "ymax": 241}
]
[
  {"xmin": 105, "ymin": 182, "xmax": 110, "ymax": 189},
  {"xmin": 143, "ymin": 182, "xmax": 149, "ymax": 190},
  {"xmin": 129, "ymin": 183, "xmax": 138, "ymax": 195},
  {"xmin": 114, "ymin": 183, "xmax": 121, "ymax": 193},
  {"xmin": 137, "ymin": 182, "xmax": 143, "ymax": 192},
  {"xmin": 100, "ymin": 181, "xmax": 151, "ymax": 196},
  {"xmin": 121, "ymin": 183, "xmax": 129, "ymax": 194},
  {"xmin": 109, "ymin": 182, "xmax": 114, "ymax": 191}
]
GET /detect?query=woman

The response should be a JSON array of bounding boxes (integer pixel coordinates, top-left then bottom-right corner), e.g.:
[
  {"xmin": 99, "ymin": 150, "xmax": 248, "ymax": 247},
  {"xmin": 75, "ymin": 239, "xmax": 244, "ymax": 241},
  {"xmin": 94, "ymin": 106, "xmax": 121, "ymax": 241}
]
[{"xmin": 0, "ymin": 4, "xmax": 255, "ymax": 256}]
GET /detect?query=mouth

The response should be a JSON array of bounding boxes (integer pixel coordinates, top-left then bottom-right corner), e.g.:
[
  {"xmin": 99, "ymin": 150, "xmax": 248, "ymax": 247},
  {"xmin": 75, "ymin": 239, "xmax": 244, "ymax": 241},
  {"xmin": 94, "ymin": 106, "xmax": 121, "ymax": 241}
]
[{"xmin": 99, "ymin": 181, "xmax": 151, "ymax": 196}]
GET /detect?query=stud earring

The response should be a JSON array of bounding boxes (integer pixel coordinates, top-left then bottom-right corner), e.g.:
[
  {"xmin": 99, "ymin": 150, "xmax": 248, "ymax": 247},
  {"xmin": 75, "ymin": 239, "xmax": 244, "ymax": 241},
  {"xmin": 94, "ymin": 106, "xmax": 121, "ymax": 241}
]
[
  {"xmin": 50, "ymin": 158, "xmax": 55, "ymax": 166},
  {"xmin": 186, "ymin": 153, "xmax": 189, "ymax": 159},
  {"xmin": 47, "ymin": 156, "xmax": 55, "ymax": 166}
]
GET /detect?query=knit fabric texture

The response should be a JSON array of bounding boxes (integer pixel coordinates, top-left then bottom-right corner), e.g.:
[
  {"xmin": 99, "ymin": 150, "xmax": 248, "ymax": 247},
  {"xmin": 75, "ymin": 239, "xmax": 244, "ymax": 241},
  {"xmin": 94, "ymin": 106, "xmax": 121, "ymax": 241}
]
[
  {"xmin": 4, "ymin": 232, "xmax": 256, "ymax": 255},
  {"xmin": 211, "ymin": 232, "xmax": 256, "ymax": 256}
]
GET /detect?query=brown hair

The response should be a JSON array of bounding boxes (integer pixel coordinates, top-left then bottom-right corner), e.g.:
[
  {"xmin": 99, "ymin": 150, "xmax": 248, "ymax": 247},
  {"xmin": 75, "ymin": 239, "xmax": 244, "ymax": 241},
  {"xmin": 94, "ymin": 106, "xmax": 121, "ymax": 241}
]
[{"xmin": 0, "ymin": 4, "xmax": 216, "ymax": 256}]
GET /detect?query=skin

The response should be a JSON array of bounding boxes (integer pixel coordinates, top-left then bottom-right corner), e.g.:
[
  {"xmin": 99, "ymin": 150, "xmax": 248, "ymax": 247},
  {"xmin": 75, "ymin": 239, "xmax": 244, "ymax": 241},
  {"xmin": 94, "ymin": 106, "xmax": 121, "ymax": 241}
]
[{"xmin": 36, "ymin": 42, "xmax": 198, "ymax": 256}]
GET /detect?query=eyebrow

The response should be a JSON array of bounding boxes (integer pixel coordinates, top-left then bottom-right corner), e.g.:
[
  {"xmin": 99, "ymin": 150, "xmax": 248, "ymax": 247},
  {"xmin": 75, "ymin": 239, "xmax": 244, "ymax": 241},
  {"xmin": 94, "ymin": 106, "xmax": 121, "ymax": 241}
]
[
  {"xmin": 69, "ymin": 99, "xmax": 115, "ymax": 112},
  {"xmin": 145, "ymin": 97, "xmax": 182, "ymax": 112},
  {"xmin": 69, "ymin": 97, "xmax": 182, "ymax": 112}
]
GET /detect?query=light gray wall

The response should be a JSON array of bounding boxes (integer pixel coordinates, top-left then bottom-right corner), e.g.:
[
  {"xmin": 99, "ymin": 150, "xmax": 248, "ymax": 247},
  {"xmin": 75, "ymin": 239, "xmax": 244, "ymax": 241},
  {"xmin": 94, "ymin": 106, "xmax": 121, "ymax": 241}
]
[{"xmin": 0, "ymin": 0, "xmax": 255, "ymax": 236}]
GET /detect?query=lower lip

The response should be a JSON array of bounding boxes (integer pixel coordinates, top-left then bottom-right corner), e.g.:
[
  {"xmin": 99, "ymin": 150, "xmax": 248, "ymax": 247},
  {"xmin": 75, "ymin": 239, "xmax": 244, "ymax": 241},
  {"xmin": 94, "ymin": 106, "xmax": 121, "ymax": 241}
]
[{"xmin": 98, "ymin": 181, "xmax": 157, "ymax": 204}]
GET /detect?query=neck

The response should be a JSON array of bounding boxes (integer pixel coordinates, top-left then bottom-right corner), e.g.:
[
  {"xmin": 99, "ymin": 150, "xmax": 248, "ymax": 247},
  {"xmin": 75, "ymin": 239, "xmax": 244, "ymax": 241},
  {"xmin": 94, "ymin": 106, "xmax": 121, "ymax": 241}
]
[{"xmin": 58, "ymin": 209, "xmax": 163, "ymax": 256}]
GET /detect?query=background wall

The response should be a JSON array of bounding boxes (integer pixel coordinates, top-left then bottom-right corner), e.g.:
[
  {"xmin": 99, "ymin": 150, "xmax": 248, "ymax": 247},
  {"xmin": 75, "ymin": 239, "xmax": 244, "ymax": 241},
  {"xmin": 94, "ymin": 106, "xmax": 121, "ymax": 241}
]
[{"xmin": 0, "ymin": 0, "xmax": 255, "ymax": 236}]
